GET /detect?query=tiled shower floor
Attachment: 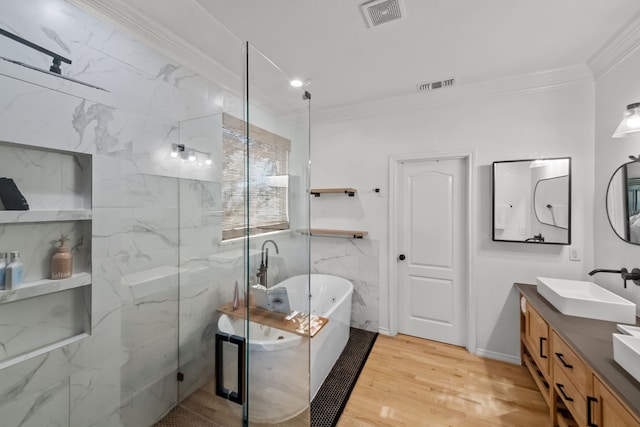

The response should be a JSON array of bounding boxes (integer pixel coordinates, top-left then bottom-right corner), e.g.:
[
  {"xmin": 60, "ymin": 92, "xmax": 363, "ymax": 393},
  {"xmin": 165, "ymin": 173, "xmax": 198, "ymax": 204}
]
[
  {"xmin": 154, "ymin": 380, "xmax": 309, "ymax": 427},
  {"xmin": 155, "ymin": 328, "xmax": 377, "ymax": 427}
]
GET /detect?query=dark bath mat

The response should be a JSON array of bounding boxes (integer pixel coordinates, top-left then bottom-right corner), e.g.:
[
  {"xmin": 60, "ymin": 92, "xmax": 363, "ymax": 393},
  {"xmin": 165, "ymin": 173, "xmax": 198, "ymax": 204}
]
[{"xmin": 311, "ymin": 327, "xmax": 378, "ymax": 427}]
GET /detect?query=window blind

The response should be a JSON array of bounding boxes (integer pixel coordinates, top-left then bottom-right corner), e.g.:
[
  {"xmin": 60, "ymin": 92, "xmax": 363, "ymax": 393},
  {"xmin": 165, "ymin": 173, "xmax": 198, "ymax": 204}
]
[{"xmin": 222, "ymin": 114, "xmax": 291, "ymax": 240}]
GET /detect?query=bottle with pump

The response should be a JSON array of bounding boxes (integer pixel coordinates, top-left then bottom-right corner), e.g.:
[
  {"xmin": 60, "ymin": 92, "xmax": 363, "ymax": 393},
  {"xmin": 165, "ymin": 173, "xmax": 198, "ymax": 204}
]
[
  {"xmin": 51, "ymin": 237, "xmax": 72, "ymax": 280},
  {"xmin": 6, "ymin": 251, "xmax": 23, "ymax": 288},
  {"xmin": 0, "ymin": 252, "xmax": 7, "ymax": 290}
]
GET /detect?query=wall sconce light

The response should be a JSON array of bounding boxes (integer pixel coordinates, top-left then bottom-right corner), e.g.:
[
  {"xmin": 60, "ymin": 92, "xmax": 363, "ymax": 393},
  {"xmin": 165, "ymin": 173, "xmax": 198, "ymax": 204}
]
[
  {"xmin": 170, "ymin": 143, "xmax": 184, "ymax": 158},
  {"xmin": 612, "ymin": 103, "xmax": 640, "ymax": 138},
  {"xmin": 169, "ymin": 143, "xmax": 213, "ymax": 166}
]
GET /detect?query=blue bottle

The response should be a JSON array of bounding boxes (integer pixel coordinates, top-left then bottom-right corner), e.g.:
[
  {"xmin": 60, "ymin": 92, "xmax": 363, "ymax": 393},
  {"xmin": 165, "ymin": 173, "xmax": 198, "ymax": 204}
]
[{"xmin": 6, "ymin": 251, "xmax": 23, "ymax": 289}]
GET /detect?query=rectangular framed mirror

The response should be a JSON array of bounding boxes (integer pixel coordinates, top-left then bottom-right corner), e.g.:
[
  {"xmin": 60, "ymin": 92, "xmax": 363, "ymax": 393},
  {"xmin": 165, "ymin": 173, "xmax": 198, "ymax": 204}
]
[{"xmin": 492, "ymin": 157, "xmax": 571, "ymax": 245}]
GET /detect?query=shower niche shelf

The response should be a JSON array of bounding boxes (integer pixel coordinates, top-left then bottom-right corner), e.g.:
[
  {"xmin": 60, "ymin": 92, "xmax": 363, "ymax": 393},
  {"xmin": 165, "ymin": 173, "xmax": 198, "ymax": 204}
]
[
  {"xmin": 0, "ymin": 272, "xmax": 91, "ymax": 305},
  {"xmin": 310, "ymin": 188, "xmax": 357, "ymax": 197},
  {"xmin": 0, "ymin": 209, "xmax": 92, "ymax": 224},
  {"xmin": 0, "ymin": 141, "xmax": 92, "ymax": 370}
]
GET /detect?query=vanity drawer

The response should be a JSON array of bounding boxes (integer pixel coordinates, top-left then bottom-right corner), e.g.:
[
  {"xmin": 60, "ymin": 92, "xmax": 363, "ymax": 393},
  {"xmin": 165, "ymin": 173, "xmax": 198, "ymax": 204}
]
[
  {"xmin": 555, "ymin": 366, "xmax": 587, "ymax": 427},
  {"xmin": 526, "ymin": 304, "xmax": 550, "ymax": 379},
  {"xmin": 552, "ymin": 331, "xmax": 590, "ymax": 393}
]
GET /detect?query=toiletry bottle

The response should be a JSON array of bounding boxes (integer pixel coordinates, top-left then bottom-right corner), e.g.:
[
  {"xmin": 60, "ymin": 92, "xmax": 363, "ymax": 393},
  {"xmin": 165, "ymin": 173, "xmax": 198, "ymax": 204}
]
[
  {"xmin": 0, "ymin": 252, "xmax": 7, "ymax": 290},
  {"xmin": 6, "ymin": 251, "xmax": 23, "ymax": 288},
  {"xmin": 51, "ymin": 237, "xmax": 72, "ymax": 280}
]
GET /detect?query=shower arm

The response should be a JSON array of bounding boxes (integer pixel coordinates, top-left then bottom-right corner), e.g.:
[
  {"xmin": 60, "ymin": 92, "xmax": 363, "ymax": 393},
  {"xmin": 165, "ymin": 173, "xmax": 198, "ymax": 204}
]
[{"xmin": 0, "ymin": 27, "xmax": 71, "ymax": 74}]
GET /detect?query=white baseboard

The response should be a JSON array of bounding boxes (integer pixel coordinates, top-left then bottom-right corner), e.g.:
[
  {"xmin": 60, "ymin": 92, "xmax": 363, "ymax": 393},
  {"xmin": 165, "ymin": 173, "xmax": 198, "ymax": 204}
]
[
  {"xmin": 475, "ymin": 348, "xmax": 521, "ymax": 365},
  {"xmin": 378, "ymin": 327, "xmax": 391, "ymax": 336}
]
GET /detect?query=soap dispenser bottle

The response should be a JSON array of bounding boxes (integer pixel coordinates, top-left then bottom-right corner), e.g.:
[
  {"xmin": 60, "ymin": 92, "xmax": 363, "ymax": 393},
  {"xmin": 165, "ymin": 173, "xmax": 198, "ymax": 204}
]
[
  {"xmin": 51, "ymin": 237, "xmax": 72, "ymax": 280},
  {"xmin": 6, "ymin": 251, "xmax": 23, "ymax": 288}
]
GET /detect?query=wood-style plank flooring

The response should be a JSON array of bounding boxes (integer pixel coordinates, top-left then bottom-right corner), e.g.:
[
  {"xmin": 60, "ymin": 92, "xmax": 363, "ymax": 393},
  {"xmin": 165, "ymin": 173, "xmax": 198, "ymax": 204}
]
[{"xmin": 338, "ymin": 334, "xmax": 549, "ymax": 427}]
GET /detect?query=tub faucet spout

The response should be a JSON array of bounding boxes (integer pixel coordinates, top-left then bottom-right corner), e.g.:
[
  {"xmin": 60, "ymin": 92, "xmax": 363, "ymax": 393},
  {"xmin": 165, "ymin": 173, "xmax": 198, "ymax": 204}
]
[{"xmin": 257, "ymin": 240, "xmax": 279, "ymax": 288}]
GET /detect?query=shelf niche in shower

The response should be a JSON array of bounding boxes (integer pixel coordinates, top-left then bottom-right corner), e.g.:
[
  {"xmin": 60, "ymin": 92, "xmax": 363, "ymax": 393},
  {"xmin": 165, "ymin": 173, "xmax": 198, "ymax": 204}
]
[{"xmin": 0, "ymin": 140, "xmax": 92, "ymax": 370}]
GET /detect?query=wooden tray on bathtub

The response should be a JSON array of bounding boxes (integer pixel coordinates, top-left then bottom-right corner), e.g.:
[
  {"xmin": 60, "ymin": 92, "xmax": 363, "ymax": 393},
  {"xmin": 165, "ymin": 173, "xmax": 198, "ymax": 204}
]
[{"xmin": 217, "ymin": 301, "xmax": 329, "ymax": 338}]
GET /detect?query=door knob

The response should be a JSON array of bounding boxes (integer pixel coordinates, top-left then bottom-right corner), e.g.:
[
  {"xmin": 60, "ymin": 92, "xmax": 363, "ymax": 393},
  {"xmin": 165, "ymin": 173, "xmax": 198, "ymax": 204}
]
[{"xmin": 398, "ymin": 254, "xmax": 406, "ymax": 261}]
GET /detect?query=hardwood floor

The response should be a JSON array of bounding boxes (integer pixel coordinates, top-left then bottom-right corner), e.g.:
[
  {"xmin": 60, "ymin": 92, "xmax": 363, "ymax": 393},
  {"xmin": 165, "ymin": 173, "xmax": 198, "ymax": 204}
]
[{"xmin": 337, "ymin": 334, "xmax": 549, "ymax": 427}]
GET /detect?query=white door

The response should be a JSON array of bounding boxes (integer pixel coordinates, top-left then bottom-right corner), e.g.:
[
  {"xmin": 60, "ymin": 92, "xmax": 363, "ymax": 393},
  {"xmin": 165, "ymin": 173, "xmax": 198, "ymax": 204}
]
[{"xmin": 396, "ymin": 158, "xmax": 466, "ymax": 346}]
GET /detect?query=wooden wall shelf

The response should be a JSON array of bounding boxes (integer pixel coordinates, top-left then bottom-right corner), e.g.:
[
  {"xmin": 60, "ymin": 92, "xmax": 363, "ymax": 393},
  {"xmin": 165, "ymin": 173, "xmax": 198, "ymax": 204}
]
[
  {"xmin": 299, "ymin": 228, "xmax": 368, "ymax": 239},
  {"xmin": 310, "ymin": 188, "xmax": 357, "ymax": 197},
  {"xmin": 217, "ymin": 301, "xmax": 328, "ymax": 337}
]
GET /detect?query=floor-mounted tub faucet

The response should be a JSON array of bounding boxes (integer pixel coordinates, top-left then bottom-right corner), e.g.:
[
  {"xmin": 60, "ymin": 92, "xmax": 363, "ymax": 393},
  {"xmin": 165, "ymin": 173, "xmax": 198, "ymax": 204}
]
[
  {"xmin": 588, "ymin": 268, "xmax": 640, "ymax": 288},
  {"xmin": 257, "ymin": 239, "xmax": 279, "ymax": 288}
]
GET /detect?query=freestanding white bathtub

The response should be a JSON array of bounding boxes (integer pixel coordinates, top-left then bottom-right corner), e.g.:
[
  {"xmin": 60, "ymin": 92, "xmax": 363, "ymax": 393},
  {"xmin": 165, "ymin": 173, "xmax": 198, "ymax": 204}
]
[{"xmin": 217, "ymin": 274, "xmax": 353, "ymax": 423}]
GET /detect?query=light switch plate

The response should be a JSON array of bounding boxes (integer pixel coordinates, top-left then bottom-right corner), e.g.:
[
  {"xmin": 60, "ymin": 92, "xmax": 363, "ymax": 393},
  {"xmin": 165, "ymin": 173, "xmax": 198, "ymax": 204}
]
[{"xmin": 569, "ymin": 247, "xmax": 581, "ymax": 261}]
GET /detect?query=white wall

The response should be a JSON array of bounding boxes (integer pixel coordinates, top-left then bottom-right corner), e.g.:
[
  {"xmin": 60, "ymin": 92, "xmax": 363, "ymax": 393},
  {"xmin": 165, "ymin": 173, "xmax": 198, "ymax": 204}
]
[
  {"xmin": 594, "ymin": 46, "xmax": 640, "ymax": 313},
  {"xmin": 311, "ymin": 76, "xmax": 595, "ymax": 361}
]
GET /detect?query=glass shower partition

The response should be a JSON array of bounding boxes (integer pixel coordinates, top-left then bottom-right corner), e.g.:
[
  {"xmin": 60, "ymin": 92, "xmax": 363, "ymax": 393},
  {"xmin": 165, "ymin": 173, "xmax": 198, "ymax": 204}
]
[
  {"xmin": 243, "ymin": 42, "xmax": 311, "ymax": 426},
  {"xmin": 176, "ymin": 40, "xmax": 311, "ymax": 426}
]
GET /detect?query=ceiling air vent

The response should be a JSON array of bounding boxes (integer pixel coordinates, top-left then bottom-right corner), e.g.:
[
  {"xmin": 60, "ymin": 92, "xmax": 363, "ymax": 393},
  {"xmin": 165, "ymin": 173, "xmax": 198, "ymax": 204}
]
[
  {"xmin": 417, "ymin": 78, "xmax": 456, "ymax": 93},
  {"xmin": 360, "ymin": 0, "xmax": 405, "ymax": 28}
]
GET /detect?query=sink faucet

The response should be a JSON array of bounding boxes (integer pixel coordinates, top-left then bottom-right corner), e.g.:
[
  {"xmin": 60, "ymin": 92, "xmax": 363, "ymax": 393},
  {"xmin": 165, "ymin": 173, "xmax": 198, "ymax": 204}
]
[
  {"xmin": 257, "ymin": 240, "xmax": 279, "ymax": 288},
  {"xmin": 589, "ymin": 268, "xmax": 640, "ymax": 288},
  {"xmin": 525, "ymin": 233, "xmax": 545, "ymax": 243}
]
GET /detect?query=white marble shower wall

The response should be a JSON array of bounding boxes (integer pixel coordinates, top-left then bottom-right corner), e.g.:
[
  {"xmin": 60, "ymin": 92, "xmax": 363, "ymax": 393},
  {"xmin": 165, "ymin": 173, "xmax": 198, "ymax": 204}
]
[
  {"xmin": 176, "ymin": 115, "xmax": 225, "ymax": 400},
  {"xmin": 0, "ymin": 0, "xmax": 237, "ymax": 425}
]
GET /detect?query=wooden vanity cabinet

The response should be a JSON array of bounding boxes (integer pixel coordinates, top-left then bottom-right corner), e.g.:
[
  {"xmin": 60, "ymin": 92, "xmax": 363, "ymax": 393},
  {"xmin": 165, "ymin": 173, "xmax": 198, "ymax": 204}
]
[
  {"xmin": 519, "ymin": 291, "xmax": 640, "ymax": 427},
  {"xmin": 593, "ymin": 377, "xmax": 640, "ymax": 427}
]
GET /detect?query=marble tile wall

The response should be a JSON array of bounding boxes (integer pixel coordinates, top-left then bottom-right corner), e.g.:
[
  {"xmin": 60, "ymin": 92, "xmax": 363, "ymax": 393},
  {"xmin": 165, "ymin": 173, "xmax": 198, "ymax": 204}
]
[
  {"xmin": 0, "ymin": 0, "xmax": 236, "ymax": 425},
  {"xmin": 310, "ymin": 237, "xmax": 380, "ymax": 332}
]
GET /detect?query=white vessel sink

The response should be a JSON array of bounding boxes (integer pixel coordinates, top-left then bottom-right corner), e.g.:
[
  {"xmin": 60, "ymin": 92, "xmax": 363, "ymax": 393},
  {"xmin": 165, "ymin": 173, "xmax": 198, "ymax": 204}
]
[
  {"xmin": 617, "ymin": 324, "xmax": 640, "ymax": 338},
  {"xmin": 613, "ymin": 333, "xmax": 640, "ymax": 384},
  {"xmin": 536, "ymin": 277, "xmax": 637, "ymax": 324}
]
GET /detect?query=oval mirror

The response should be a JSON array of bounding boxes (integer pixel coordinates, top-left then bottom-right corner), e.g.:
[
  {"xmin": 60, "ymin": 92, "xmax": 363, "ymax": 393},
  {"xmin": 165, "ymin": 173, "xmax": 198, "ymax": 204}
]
[{"xmin": 606, "ymin": 161, "xmax": 640, "ymax": 244}]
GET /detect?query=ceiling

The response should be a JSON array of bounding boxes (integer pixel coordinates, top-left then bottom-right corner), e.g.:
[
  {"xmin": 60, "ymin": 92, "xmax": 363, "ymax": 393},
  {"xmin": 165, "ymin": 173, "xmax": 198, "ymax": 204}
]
[{"xmin": 101, "ymin": 0, "xmax": 640, "ymax": 111}]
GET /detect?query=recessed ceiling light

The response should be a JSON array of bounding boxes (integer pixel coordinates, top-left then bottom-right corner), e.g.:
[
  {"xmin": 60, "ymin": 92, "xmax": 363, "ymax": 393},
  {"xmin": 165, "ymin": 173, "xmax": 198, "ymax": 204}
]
[{"xmin": 290, "ymin": 79, "xmax": 303, "ymax": 88}]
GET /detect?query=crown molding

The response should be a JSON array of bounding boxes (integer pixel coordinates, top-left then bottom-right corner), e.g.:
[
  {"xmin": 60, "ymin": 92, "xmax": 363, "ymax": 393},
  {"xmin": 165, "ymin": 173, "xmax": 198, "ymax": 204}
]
[
  {"xmin": 588, "ymin": 10, "xmax": 640, "ymax": 81},
  {"xmin": 312, "ymin": 65, "xmax": 594, "ymax": 125},
  {"xmin": 67, "ymin": 0, "xmax": 595, "ymax": 125},
  {"xmin": 66, "ymin": 0, "xmax": 242, "ymax": 98}
]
